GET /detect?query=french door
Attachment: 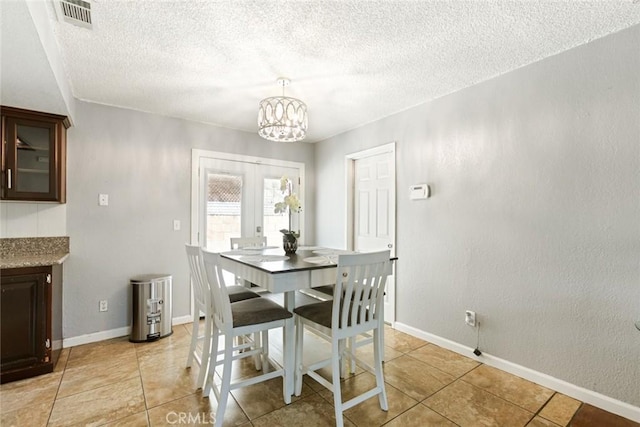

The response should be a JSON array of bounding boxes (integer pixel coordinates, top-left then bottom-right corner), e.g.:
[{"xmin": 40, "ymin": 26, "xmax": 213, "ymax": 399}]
[{"xmin": 191, "ymin": 151, "xmax": 304, "ymax": 252}]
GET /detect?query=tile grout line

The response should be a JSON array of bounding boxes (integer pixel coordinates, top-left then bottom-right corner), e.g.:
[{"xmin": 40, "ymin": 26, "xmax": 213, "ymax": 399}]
[
  {"xmin": 440, "ymin": 360, "xmax": 557, "ymax": 422},
  {"xmin": 54, "ymin": 341, "xmax": 145, "ymax": 426},
  {"xmin": 368, "ymin": 338, "xmax": 464, "ymax": 425},
  {"xmin": 136, "ymin": 325, "xmax": 251, "ymax": 425},
  {"xmin": 46, "ymin": 347, "xmax": 71, "ymax": 426},
  {"xmin": 418, "ymin": 376, "xmax": 468, "ymax": 422},
  {"xmin": 135, "ymin": 339, "xmax": 197, "ymax": 416},
  {"xmin": 414, "ymin": 360, "xmax": 523, "ymax": 427},
  {"xmin": 403, "ymin": 345, "xmax": 480, "ymax": 380},
  {"xmin": 313, "ymin": 364, "xmax": 466, "ymax": 427},
  {"xmin": 376, "ymin": 401, "xmax": 422, "ymax": 427},
  {"xmin": 566, "ymin": 401, "xmax": 585, "ymax": 427},
  {"xmin": 133, "ymin": 341, "xmax": 151, "ymax": 426},
  {"xmin": 215, "ymin": 364, "xmax": 256, "ymax": 425},
  {"xmin": 457, "ymin": 376, "xmax": 539, "ymax": 424},
  {"xmin": 529, "ymin": 391, "xmax": 563, "ymax": 426},
  {"xmin": 9, "ymin": 327, "xmax": 632, "ymax": 427},
  {"xmin": 459, "ymin": 367, "xmax": 555, "ymax": 414}
]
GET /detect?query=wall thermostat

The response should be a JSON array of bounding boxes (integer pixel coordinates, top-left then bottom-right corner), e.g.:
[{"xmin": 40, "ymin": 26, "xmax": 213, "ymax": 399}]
[{"xmin": 409, "ymin": 184, "xmax": 430, "ymax": 200}]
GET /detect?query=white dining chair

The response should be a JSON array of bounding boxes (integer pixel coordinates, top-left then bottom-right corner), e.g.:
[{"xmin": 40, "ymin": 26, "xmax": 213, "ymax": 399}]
[
  {"xmin": 184, "ymin": 244, "xmax": 262, "ymax": 389},
  {"xmin": 201, "ymin": 249, "xmax": 294, "ymax": 427},
  {"xmin": 229, "ymin": 236, "xmax": 269, "ymax": 290},
  {"xmin": 230, "ymin": 236, "xmax": 267, "ymax": 250},
  {"xmin": 306, "ymin": 281, "xmax": 386, "ymax": 375},
  {"xmin": 293, "ymin": 250, "xmax": 391, "ymax": 427},
  {"xmin": 184, "ymin": 244, "xmax": 214, "ymax": 390}
]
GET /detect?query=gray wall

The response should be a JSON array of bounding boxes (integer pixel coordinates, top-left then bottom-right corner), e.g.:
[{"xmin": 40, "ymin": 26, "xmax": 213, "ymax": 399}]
[
  {"xmin": 315, "ymin": 25, "xmax": 640, "ymax": 406},
  {"xmin": 65, "ymin": 101, "xmax": 315, "ymax": 338}
]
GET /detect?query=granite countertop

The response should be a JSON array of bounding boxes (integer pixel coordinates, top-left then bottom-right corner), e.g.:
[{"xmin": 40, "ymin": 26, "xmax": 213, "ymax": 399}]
[{"xmin": 1, "ymin": 237, "xmax": 70, "ymax": 269}]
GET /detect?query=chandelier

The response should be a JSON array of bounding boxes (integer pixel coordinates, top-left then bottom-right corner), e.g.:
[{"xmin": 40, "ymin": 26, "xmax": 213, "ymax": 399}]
[{"xmin": 258, "ymin": 78, "xmax": 308, "ymax": 142}]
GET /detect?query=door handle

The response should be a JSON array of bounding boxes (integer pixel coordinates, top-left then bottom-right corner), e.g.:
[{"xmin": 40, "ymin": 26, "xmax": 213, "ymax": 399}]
[{"xmin": 256, "ymin": 226, "xmax": 262, "ymax": 234}]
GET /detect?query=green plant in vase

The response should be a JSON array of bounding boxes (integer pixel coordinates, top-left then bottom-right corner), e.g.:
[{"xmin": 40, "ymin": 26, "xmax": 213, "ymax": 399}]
[{"xmin": 274, "ymin": 176, "xmax": 301, "ymax": 254}]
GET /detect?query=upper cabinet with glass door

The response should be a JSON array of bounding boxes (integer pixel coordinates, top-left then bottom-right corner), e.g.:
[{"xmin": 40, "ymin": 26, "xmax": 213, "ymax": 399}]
[{"xmin": 1, "ymin": 106, "xmax": 70, "ymax": 203}]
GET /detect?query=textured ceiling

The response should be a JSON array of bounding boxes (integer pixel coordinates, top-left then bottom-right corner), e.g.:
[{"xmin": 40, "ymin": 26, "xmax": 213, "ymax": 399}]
[{"xmin": 47, "ymin": 1, "xmax": 640, "ymax": 142}]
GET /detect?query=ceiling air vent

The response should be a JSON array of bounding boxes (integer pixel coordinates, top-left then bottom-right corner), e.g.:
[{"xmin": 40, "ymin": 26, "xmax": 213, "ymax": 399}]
[{"xmin": 54, "ymin": 0, "xmax": 92, "ymax": 29}]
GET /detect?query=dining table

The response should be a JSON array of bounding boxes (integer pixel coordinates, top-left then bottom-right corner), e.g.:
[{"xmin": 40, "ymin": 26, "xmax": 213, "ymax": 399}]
[
  {"xmin": 219, "ymin": 246, "xmax": 354, "ymax": 302},
  {"xmin": 218, "ymin": 245, "xmax": 396, "ymax": 400}
]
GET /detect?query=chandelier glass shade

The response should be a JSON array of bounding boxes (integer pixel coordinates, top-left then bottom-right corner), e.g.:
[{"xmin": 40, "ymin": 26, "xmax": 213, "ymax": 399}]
[{"xmin": 258, "ymin": 78, "xmax": 308, "ymax": 142}]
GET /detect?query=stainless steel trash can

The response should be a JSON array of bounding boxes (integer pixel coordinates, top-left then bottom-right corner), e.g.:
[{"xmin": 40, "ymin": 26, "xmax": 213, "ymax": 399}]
[{"xmin": 130, "ymin": 274, "xmax": 173, "ymax": 342}]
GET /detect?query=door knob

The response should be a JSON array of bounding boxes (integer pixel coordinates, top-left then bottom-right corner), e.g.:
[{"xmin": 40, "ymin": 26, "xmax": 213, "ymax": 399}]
[{"xmin": 387, "ymin": 243, "xmax": 393, "ymax": 248}]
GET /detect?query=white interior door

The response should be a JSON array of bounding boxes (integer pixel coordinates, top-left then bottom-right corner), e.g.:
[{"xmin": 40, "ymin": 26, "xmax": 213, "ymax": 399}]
[
  {"xmin": 350, "ymin": 144, "xmax": 396, "ymax": 324},
  {"xmin": 196, "ymin": 157, "xmax": 302, "ymax": 251}
]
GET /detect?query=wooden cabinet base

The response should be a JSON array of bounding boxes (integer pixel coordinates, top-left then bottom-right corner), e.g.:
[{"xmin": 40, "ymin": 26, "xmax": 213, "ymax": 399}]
[
  {"xmin": 1, "ymin": 360, "xmax": 53, "ymax": 384},
  {"xmin": 0, "ymin": 265, "xmax": 63, "ymax": 384},
  {"xmin": 0, "ymin": 348, "xmax": 61, "ymax": 384}
]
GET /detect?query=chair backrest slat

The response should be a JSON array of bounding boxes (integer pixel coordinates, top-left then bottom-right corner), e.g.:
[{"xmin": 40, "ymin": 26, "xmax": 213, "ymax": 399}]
[
  {"xmin": 230, "ymin": 236, "xmax": 267, "ymax": 250},
  {"xmin": 185, "ymin": 244, "xmax": 209, "ymax": 309},
  {"xmin": 201, "ymin": 249, "xmax": 233, "ymax": 331},
  {"xmin": 333, "ymin": 251, "xmax": 390, "ymax": 331}
]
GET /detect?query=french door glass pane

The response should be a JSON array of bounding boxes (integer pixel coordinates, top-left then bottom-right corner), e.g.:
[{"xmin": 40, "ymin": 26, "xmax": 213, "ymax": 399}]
[
  {"xmin": 262, "ymin": 178, "xmax": 289, "ymax": 247},
  {"xmin": 206, "ymin": 173, "xmax": 242, "ymax": 252},
  {"xmin": 198, "ymin": 157, "xmax": 302, "ymax": 252}
]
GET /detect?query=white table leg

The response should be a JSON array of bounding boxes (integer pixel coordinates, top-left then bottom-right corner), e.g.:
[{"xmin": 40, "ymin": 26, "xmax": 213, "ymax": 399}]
[{"xmin": 283, "ymin": 290, "xmax": 295, "ymax": 401}]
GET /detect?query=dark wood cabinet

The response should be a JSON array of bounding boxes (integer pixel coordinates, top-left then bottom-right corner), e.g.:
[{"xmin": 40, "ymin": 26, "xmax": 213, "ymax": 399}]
[
  {"xmin": 1, "ymin": 265, "xmax": 63, "ymax": 383},
  {"xmin": 1, "ymin": 106, "xmax": 70, "ymax": 203}
]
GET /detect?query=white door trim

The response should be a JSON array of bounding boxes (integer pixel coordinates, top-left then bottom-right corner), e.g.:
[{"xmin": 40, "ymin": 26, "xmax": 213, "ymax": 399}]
[{"xmin": 345, "ymin": 142, "xmax": 396, "ymax": 325}]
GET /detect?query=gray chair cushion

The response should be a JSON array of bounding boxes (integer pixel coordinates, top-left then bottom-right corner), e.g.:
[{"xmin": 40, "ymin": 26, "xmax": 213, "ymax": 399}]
[
  {"xmin": 227, "ymin": 285, "xmax": 261, "ymax": 303},
  {"xmin": 294, "ymin": 300, "xmax": 334, "ymax": 328},
  {"xmin": 231, "ymin": 297, "xmax": 293, "ymax": 328},
  {"xmin": 294, "ymin": 300, "xmax": 368, "ymax": 329},
  {"xmin": 313, "ymin": 285, "xmax": 335, "ymax": 296}
]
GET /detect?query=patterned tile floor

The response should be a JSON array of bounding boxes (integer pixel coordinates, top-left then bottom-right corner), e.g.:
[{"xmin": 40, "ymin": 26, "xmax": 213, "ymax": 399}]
[{"xmin": 1, "ymin": 322, "xmax": 638, "ymax": 426}]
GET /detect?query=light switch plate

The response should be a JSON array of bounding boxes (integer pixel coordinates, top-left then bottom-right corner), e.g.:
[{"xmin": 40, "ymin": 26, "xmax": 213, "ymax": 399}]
[{"xmin": 173, "ymin": 220, "xmax": 181, "ymax": 231}]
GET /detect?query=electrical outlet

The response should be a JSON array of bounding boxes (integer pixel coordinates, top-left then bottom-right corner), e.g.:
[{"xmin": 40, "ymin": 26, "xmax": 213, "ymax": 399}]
[
  {"xmin": 99, "ymin": 300, "xmax": 108, "ymax": 312},
  {"xmin": 465, "ymin": 310, "xmax": 476, "ymax": 327},
  {"xmin": 98, "ymin": 194, "xmax": 109, "ymax": 206}
]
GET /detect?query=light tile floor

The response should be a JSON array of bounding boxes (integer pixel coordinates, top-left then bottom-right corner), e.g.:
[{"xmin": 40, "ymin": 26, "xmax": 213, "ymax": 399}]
[{"xmin": 1, "ymin": 323, "xmax": 638, "ymax": 427}]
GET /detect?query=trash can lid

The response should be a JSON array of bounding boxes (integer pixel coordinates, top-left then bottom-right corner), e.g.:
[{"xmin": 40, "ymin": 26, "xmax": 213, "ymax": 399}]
[{"xmin": 130, "ymin": 274, "xmax": 172, "ymax": 283}]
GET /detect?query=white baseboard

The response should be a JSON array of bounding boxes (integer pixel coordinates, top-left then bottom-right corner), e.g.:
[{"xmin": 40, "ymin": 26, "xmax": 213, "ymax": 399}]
[
  {"xmin": 172, "ymin": 315, "xmax": 193, "ymax": 326},
  {"xmin": 394, "ymin": 322, "xmax": 640, "ymax": 423},
  {"xmin": 63, "ymin": 315, "xmax": 194, "ymax": 348},
  {"xmin": 63, "ymin": 326, "xmax": 131, "ymax": 348}
]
